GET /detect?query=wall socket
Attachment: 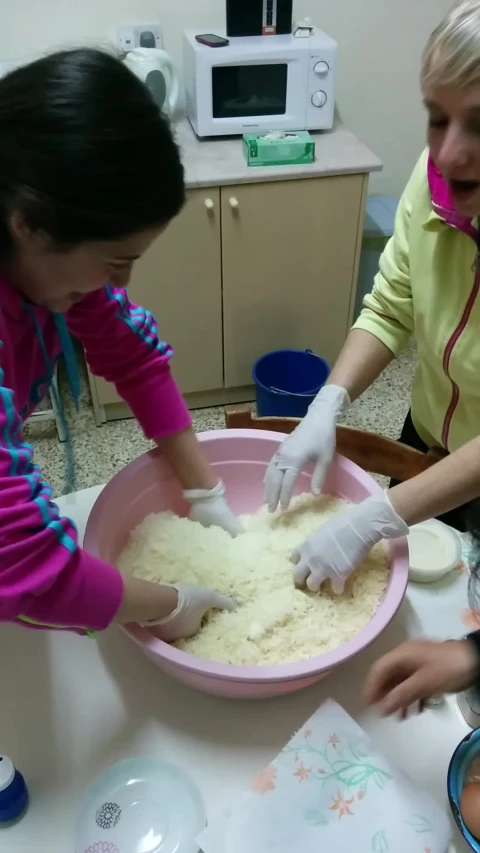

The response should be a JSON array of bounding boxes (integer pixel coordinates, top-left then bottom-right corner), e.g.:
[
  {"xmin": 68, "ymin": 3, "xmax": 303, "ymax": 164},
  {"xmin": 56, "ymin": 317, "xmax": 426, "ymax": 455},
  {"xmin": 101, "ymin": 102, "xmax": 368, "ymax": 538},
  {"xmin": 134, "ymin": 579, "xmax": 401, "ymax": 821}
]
[{"xmin": 116, "ymin": 24, "xmax": 163, "ymax": 53}]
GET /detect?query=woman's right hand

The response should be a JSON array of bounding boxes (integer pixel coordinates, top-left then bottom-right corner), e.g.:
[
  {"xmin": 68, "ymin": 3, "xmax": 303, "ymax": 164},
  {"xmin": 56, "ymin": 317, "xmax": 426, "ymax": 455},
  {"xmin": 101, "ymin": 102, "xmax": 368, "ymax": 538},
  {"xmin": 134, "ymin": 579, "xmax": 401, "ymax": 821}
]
[
  {"xmin": 115, "ymin": 576, "xmax": 235, "ymax": 641},
  {"xmin": 264, "ymin": 385, "xmax": 350, "ymax": 512},
  {"xmin": 364, "ymin": 639, "xmax": 479, "ymax": 716},
  {"xmin": 148, "ymin": 583, "xmax": 236, "ymax": 643}
]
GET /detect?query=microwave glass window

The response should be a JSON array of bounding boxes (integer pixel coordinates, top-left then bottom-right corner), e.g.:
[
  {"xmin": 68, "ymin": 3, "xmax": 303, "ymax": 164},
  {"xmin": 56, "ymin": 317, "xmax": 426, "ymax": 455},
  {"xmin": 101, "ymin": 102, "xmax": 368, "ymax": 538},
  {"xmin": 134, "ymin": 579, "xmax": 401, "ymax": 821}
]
[{"xmin": 212, "ymin": 64, "xmax": 288, "ymax": 118}]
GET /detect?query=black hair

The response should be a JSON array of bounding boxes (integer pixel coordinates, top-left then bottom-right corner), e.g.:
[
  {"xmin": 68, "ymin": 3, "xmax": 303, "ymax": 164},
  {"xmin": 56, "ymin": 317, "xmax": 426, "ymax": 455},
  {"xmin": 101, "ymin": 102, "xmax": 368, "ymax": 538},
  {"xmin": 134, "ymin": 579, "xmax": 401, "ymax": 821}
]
[{"xmin": 0, "ymin": 48, "xmax": 185, "ymax": 255}]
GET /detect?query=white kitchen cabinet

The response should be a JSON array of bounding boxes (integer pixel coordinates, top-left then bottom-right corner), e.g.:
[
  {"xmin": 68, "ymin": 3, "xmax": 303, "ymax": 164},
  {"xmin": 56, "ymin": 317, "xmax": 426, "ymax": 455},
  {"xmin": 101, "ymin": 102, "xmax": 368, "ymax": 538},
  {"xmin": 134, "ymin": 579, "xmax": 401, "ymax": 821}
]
[{"xmin": 88, "ymin": 175, "xmax": 368, "ymax": 422}]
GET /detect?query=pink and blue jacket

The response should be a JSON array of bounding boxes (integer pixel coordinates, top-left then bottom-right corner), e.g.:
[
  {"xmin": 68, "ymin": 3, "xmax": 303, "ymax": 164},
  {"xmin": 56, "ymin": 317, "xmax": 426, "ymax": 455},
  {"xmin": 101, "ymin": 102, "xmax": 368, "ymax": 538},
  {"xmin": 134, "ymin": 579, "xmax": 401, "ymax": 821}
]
[{"xmin": 0, "ymin": 278, "xmax": 192, "ymax": 633}]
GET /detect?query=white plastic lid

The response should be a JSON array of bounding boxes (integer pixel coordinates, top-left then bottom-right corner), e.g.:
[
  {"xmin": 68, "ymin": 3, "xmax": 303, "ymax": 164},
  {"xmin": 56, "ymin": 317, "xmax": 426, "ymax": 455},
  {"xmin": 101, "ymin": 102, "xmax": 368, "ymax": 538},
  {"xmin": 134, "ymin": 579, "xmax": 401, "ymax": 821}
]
[
  {"xmin": 0, "ymin": 757, "xmax": 15, "ymax": 792},
  {"xmin": 408, "ymin": 519, "xmax": 462, "ymax": 583}
]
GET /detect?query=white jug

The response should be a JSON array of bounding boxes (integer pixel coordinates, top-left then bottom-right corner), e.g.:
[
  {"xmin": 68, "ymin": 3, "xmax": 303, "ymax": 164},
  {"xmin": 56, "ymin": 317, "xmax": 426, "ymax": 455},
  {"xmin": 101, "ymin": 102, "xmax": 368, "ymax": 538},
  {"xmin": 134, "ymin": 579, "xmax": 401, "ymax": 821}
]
[{"xmin": 124, "ymin": 48, "xmax": 180, "ymax": 118}]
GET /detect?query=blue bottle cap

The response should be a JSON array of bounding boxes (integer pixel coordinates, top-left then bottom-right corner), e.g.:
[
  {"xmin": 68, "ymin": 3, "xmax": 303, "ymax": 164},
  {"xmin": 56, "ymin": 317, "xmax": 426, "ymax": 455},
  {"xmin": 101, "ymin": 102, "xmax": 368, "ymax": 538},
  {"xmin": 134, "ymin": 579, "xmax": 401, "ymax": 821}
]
[{"xmin": 0, "ymin": 756, "xmax": 29, "ymax": 823}]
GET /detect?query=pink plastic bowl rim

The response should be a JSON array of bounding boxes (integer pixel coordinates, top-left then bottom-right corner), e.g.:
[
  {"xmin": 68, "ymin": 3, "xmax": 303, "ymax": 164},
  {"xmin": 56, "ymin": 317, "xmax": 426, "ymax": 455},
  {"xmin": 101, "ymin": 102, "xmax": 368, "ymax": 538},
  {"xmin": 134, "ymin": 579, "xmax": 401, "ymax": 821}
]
[{"xmin": 85, "ymin": 429, "xmax": 409, "ymax": 684}]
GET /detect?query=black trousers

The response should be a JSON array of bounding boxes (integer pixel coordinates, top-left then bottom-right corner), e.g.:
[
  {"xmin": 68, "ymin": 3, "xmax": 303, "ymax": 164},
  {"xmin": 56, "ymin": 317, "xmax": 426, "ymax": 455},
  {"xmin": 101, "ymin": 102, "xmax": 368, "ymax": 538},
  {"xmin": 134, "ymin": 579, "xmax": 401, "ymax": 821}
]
[{"xmin": 390, "ymin": 411, "xmax": 471, "ymax": 532}]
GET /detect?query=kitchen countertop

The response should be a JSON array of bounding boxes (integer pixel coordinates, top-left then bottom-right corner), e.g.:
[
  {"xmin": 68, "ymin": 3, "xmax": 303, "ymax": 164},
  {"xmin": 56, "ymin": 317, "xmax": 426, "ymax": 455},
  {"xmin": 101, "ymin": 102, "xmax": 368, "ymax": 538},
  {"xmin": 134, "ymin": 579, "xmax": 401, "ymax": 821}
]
[
  {"xmin": 0, "ymin": 485, "xmax": 471, "ymax": 853},
  {"xmin": 174, "ymin": 119, "xmax": 382, "ymax": 189}
]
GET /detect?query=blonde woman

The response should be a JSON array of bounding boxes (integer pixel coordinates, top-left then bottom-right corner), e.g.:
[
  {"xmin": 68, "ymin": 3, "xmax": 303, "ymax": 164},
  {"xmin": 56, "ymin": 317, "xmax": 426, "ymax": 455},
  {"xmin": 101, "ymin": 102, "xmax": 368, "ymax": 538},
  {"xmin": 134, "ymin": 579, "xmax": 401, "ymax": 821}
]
[{"xmin": 265, "ymin": 0, "xmax": 480, "ymax": 710}]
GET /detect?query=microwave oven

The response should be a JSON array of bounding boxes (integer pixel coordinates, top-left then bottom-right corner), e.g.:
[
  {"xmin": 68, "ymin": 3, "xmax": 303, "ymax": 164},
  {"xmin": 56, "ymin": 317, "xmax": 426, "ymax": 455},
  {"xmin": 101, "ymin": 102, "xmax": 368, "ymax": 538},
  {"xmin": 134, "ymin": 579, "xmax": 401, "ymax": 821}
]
[{"xmin": 183, "ymin": 28, "xmax": 338, "ymax": 138}]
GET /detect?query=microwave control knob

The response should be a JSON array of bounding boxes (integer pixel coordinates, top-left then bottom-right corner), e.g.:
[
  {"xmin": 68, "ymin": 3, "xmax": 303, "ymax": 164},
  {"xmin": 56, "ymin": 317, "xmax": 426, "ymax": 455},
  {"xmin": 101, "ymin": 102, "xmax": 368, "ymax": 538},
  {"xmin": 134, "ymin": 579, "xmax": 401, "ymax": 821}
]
[
  {"xmin": 314, "ymin": 61, "xmax": 329, "ymax": 75},
  {"xmin": 311, "ymin": 90, "xmax": 328, "ymax": 108}
]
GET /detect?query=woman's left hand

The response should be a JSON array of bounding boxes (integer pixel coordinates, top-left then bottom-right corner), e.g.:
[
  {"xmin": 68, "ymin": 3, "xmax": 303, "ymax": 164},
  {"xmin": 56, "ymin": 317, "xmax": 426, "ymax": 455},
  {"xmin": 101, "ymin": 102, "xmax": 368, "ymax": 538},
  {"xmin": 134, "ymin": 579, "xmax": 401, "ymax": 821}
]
[
  {"xmin": 364, "ymin": 639, "xmax": 478, "ymax": 716},
  {"xmin": 184, "ymin": 480, "xmax": 244, "ymax": 537}
]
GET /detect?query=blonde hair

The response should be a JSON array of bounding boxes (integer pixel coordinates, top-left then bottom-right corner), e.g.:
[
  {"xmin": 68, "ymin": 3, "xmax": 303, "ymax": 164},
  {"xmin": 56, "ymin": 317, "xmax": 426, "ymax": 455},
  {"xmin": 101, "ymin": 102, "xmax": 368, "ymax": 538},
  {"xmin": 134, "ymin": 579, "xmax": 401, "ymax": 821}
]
[{"xmin": 422, "ymin": 0, "xmax": 480, "ymax": 90}]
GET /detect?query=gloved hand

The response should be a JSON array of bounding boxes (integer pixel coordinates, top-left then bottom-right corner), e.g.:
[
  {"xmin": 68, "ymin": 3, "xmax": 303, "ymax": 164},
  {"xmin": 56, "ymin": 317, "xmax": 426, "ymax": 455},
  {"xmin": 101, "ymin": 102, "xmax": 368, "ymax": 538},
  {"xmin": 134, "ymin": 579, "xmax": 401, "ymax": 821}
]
[
  {"xmin": 146, "ymin": 583, "xmax": 236, "ymax": 642},
  {"xmin": 292, "ymin": 491, "xmax": 409, "ymax": 593},
  {"xmin": 264, "ymin": 385, "xmax": 350, "ymax": 512},
  {"xmin": 184, "ymin": 480, "xmax": 244, "ymax": 537}
]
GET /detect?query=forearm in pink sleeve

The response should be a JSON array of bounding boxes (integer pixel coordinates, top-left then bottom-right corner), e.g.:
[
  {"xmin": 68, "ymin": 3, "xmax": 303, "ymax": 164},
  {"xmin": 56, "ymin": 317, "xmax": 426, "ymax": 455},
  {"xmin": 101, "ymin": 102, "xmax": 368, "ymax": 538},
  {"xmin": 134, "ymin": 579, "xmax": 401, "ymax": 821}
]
[
  {"xmin": 67, "ymin": 286, "xmax": 192, "ymax": 439},
  {"xmin": 19, "ymin": 548, "xmax": 124, "ymax": 631},
  {"xmin": 0, "ymin": 376, "xmax": 124, "ymax": 632},
  {"xmin": 0, "ymin": 506, "xmax": 124, "ymax": 632},
  {"xmin": 116, "ymin": 366, "xmax": 192, "ymax": 439}
]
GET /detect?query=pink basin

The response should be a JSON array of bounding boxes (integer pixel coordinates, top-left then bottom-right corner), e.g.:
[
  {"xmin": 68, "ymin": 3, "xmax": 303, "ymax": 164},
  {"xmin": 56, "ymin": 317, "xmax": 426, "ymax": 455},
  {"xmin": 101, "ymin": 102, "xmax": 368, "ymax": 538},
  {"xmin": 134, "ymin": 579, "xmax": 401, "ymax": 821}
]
[{"xmin": 84, "ymin": 429, "xmax": 409, "ymax": 699}]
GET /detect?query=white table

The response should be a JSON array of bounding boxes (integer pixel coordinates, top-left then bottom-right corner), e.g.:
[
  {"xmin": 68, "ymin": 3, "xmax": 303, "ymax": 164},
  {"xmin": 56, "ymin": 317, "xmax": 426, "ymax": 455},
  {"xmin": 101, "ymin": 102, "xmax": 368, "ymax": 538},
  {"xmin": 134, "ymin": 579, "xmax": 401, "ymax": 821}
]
[{"xmin": 0, "ymin": 486, "xmax": 474, "ymax": 852}]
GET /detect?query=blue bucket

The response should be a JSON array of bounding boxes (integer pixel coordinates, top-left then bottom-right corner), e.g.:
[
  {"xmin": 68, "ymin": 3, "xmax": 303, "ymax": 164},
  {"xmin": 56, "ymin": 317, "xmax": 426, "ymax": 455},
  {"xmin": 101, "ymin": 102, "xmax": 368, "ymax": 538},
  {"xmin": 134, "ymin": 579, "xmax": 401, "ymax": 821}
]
[{"xmin": 253, "ymin": 349, "xmax": 330, "ymax": 418}]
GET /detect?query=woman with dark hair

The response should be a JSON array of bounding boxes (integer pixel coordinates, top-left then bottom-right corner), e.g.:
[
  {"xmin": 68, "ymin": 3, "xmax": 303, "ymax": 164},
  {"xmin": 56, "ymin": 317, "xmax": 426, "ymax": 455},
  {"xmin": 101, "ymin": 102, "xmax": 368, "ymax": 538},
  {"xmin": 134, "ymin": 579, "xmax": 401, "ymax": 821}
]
[{"xmin": 0, "ymin": 48, "xmax": 241, "ymax": 641}]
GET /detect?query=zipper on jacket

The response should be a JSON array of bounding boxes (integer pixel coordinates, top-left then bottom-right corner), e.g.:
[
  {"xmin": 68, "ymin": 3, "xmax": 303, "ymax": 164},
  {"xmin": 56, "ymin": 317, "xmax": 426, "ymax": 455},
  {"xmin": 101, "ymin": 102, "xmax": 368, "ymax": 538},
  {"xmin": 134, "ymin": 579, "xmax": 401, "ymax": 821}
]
[
  {"xmin": 441, "ymin": 244, "xmax": 480, "ymax": 448},
  {"xmin": 473, "ymin": 248, "xmax": 480, "ymax": 273}
]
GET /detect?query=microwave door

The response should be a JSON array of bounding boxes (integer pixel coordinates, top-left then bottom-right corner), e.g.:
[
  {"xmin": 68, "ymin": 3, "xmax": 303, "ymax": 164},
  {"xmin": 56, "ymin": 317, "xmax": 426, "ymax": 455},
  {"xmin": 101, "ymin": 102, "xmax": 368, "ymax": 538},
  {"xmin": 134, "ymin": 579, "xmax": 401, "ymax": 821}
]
[
  {"xmin": 212, "ymin": 63, "xmax": 288, "ymax": 119},
  {"xmin": 210, "ymin": 58, "xmax": 305, "ymax": 134}
]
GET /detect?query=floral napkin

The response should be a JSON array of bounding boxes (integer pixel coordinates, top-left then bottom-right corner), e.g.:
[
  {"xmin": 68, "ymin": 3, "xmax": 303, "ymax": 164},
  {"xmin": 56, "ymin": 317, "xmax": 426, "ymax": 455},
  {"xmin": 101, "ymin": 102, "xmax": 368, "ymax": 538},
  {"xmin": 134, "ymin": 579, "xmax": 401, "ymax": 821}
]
[{"xmin": 198, "ymin": 700, "xmax": 451, "ymax": 853}]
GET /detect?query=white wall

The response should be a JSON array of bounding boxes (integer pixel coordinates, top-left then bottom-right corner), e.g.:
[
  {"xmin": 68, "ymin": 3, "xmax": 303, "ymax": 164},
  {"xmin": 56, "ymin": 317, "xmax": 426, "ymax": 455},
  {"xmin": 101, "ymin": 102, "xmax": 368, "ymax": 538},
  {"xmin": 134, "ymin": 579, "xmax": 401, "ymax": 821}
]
[{"xmin": 0, "ymin": 0, "xmax": 453, "ymax": 194}]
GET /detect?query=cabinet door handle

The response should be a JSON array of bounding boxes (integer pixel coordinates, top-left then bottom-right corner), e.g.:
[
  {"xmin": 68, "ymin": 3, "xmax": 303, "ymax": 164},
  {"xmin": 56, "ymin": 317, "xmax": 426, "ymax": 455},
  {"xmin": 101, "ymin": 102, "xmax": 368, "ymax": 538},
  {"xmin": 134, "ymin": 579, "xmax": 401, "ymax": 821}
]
[
  {"xmin": 229, "ymin": 197, "xmax": 239, "ymax": 210},
  {"xmin": 204, "ymin": 198, "xmax": 215, "ymax": 210}
]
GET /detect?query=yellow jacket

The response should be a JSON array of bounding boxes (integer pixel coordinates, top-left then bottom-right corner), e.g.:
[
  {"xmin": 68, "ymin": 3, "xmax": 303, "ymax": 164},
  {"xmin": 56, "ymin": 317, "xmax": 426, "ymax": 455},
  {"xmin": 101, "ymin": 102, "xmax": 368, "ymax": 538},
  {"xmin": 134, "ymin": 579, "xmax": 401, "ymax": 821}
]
[{"xmin": 354, "ymin": 149, "xmax": 480, "ymax": 452}]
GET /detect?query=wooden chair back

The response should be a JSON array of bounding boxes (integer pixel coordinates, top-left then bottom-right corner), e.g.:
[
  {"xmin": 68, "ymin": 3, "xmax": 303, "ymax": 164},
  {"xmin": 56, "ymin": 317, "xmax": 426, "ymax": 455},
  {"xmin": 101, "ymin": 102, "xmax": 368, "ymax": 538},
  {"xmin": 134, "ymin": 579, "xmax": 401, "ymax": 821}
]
[{"xmin": 225, "ymin": 405, "xmax": 443, "ymax": 483}]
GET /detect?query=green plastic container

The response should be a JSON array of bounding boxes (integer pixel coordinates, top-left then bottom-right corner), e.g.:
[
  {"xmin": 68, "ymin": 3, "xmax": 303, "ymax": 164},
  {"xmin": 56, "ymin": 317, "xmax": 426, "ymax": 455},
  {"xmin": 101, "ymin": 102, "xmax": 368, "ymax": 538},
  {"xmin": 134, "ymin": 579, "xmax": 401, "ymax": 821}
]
[{"xmin": 243, "ymin": 131, "xmax": 315, "ymax": 167}]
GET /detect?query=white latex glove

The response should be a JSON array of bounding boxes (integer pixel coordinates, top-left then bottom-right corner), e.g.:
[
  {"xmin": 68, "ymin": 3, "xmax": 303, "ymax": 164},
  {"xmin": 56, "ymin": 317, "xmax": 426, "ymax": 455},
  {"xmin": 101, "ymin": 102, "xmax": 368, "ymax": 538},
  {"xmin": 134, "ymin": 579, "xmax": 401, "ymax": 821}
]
[
  {"xmin": 264, "ymin": 385, "xmax": 350, "ymax": 512},
  {"xmin": 145, "ymin": 583, "xmax": 236, "ymax": 642},
  {"xmin": 184, "ymin": 480, "xmax": 244, "ymax": 537},
  {"xmin": 292, "ymin": 491, "xmax": 409, "ymax": 593}
]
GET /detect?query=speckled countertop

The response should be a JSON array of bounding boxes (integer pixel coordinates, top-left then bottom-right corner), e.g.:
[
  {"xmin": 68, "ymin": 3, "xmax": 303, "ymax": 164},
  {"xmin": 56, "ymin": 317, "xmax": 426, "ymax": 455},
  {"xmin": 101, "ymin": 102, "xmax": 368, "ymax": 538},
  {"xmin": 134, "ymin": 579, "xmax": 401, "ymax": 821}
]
[{"xmin": 174, "ymin": 119, "xmax": 382, "ymax": 189}]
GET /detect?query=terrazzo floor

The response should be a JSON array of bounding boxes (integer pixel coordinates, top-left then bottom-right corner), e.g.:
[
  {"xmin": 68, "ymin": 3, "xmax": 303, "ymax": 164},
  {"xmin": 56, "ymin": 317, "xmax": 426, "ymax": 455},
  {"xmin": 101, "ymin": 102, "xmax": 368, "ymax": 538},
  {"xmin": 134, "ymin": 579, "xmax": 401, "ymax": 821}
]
[{"xmin": 25, "ymin": 344, "xmax": 417, "ymax": 497}]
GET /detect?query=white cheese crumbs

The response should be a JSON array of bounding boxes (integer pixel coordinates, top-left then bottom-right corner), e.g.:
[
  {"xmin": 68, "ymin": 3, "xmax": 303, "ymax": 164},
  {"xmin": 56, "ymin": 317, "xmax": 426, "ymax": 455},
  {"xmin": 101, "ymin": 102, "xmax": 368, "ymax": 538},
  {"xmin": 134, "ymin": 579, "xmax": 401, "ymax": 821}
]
[{"xmin": 118, "ymin": 494, "xmax": 390, "ymax": 666}]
